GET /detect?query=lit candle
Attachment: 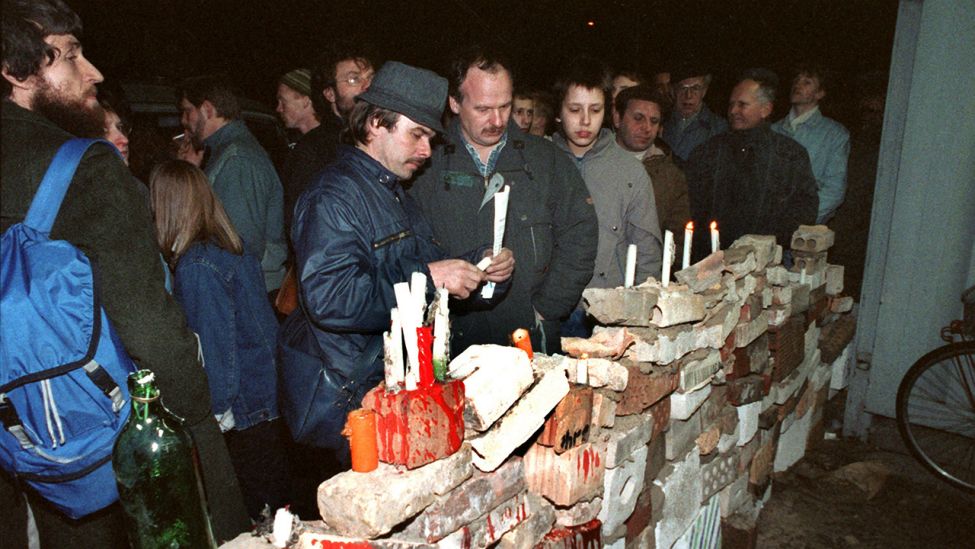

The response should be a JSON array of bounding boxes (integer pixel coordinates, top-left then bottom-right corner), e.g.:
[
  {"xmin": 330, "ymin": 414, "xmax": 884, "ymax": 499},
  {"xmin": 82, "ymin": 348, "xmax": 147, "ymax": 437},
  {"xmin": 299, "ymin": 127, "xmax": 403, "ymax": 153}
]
[
  {"xmin": 710, "ymin": 221, "xmax": 720, "ymax": 253},
  {"xmin": 661, "ymin": 230, "xmax": 674, "ymax": 287},
  {"xmin": 576, "ymin": 353, "xmax": 589, "ymax": 385},
  {"xmin": 511, "ymin": 328, "xmax": 533, "ymax": 360},
  {"xmin": 624, "ymin": 244, "xmax": 637, "ymax": 288},
  {"xmin": 682, "ymin": 221, "xmax": 693, "ymax": 269},
  {"xmin": 432, "ymin": 287, "xmax": 449, "ymax": 381}
]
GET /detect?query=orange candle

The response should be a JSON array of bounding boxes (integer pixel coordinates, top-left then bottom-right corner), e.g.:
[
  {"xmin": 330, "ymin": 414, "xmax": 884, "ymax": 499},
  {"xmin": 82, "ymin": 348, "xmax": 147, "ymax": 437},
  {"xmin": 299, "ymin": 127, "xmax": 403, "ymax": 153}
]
[
  {"xmin": 511, "ymin": 328, "xmax": 533, "ymax": 359},
  {"xmin": 345, "ymin": 408, "xmax": 378, "ymax": 472}
]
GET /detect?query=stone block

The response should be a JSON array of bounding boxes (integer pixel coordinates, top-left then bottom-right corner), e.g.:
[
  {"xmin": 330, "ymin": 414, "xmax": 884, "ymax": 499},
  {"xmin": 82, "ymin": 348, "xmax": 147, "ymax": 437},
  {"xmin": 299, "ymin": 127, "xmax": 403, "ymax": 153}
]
[
  {"xmin": 561, "ymin": 327, "xmax": 637, "ymax": 360},
  {"xmin": 748, "ymin": 437, "xmax": 776, "ymax": 496},
  {"xmin": 591, "ymin": 391, "xmax": 617, "ymax": 432},
  {"xmin": 791, "ymin": 250, "xmax": 828, "ymax": 276},
  {"xmin": 736, "ymin": 401, "xmax": 761, "ymax": 446},
  {"xmin": 616, "ymin": 364, "xmax": 676, "ymax": 416},
  {"xmin": 731, "ymin": 234, "xmax": 776, "ymax": 270},
  {"xmin": 648, "ymin": 397, "xmax": 671, "ymax": 442},
  {"xmin": 650, "ymin": 285, "xmax": 707, "ymax": 327},
  {"xmin": 297, "ymin": 532, "xmax": 435, "ymax": 549},
  {"xmin": 791, "ymin": 283, "xmax": 811, "ymax": 314},
  {"xmin": 732, "ymin": 332, "xmax": 769, "ymax": 378},
  {"xmin": 585, "ymin": 358, "xmax": 629, "ymax": 391},
  {"xmin": 645, "ymin": 432, "xmax": 667, "ymax": 481},
  {"xmin": 674, "ymin": 251, "xmax": 724, "ymax": 292},
  {"xmin": 791, "ymin": 224, "xmax": 834, "ymax": 253},
  {"xmin": 624, "ymin": 488, "xmax": 653, "ymax": 546},
  {"xmin": 538, "ymin": 385, "xmax": 594, "ymax": 453},
  {"xmin": 524, "ymin": 441, "xmax": 605, "ymax": 506},
  {"xmin": 653, "ymin": 450, "xmax": 703, "ymax": 549},
  {"xmin": 677, "ymin": 349, "xmax": 721, "ymax": 392},
  {"xmin": 734, "ymin": 310, "xmax": 769, "ymax": 349},
  {"xmin": 699, "ymin": 383, "xmax": 729, "ymax": 427},
  {"xmin": 665, "ymin": 411, "xmax": 702, "ymax": 461},
  {"xmin": 398, "ymin": 457, "xmax": 525, "ymax": 542},
  {"xmin": 537, "ymin": 519, "xmax": 601, "ymax": 549},
  {"xmin": 670, "ymin": 383, "xmax": 712, "ymax": 421},
  {"xmin": 696, "ymin": 425, "xmax": 721, "ymax": 455},
  {"xmin": 819, "ymin": 312, "xmax": 856, "ymax": 364},
  {"xmin": 316, "ymin": 445, "xmax": 473, "ymax": 539},
  {"xmin": 598, "ymin": 413, "xmax": 654, "ymax": 469},
  {"xmin": 447, "ymin": 344, "xmax": 533, "ymax": 432},
  {"xmin": 723, "ymin": 246, "xmax": 757, "ymax": 279},
  {"xmin": 825, "ymin": 264, "xmax": 845, "ymax": 296},
  {"xmin": 829, "ymin": 345, "xmax": 853, "ymax": 391},
  {"xmin": 718, "ymin": 474, "xmax": 749, "ymax": 519},
  {"xmin": 771, "ymin": 285, "xmax": 792, "ymax": 305},
  {"xmin": 598, "ymin": 445, "xmax": 648, "ymax": 536},
  {"xmin": 766, "ymin": 265, "xmax": 790, "ymax": 286},
  {"xmin": 773, "ymin": 408, "xmax": 813, "ymax": 472},
  {"xmin": 497, "ymin": 492, "xmax": 556, "ymax": 549},
  {"xmin": 554, "ymin": 496, "xmax": 602, "ymax": 527},
  {"xmin": 438, "ymin": 491, "xmax": 529, "ymax": 548},
  {"xmin": 830, "ymin": 295, "xmax": 854, "ymax": 313},
  {"xmin": 362, "ymin": 381, "xmax": 465, "ymax": 469},
  {"xmin": 727, "ymin": 375, "xmax": 764, "ymax": 406},
  {"xmin": 583, "ymin": 287, "xmax": 658, "ymax": 326},
  {"xmin": 469, "ymin": 369, "xmax": 570, "ymax": 472}
]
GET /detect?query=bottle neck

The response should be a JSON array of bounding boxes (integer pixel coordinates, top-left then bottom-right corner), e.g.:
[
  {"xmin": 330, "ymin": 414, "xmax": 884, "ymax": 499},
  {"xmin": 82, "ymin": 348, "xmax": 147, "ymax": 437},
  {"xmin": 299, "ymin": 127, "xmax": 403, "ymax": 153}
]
[{"xmin": 128, "ymin": 370, "xmax": 162, "ymax": 421}]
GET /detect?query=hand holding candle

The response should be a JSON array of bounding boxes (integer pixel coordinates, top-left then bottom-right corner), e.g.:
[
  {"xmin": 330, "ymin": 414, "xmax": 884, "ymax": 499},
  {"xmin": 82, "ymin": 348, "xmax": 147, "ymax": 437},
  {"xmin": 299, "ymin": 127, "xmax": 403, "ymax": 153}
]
[
  {"xmin": 682, "ymin": 221, "xmax": 693, "ymax": 269},
  {"xmin": 481, "ymin": 185, "xmax": 510, "ymax": 299}
]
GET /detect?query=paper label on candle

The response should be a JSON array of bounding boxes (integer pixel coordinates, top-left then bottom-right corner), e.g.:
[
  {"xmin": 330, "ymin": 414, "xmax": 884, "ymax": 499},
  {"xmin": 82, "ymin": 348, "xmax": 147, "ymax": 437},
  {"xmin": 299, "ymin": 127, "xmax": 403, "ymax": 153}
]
[{"xmin": 481, "ymin": 184, "xmax": 510, "ymax": 299}]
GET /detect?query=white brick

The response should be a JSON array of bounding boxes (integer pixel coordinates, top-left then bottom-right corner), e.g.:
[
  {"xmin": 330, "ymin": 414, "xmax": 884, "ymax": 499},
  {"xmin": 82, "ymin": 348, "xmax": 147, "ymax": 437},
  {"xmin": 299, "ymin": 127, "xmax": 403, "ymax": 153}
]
[
  {"xmin": 736, "ymin": 401, "xmax": 761, "ymax": 446},
  {"xmin": 449, "ymin": 344, "xmax": 535, "ymax": 431},
  {"xmin": 773, "ymin": 408, "xmax": 813, "ymax": 472},
  {"xmin": 653, "ymin": 450, "xmax": 703, "ymax": 549},
  {"xmin": 830, "ymin": 344, "xmax": 853, "ymax": 391},
  {"xmin": 585, "ymin": 358, "xmax": 629, "ymax": 391},
  {"xmin": 650, "ymin": 285, "xmax": 707, "ymax": 327},
  {"xmin": 469, "ymin": 369, "xmax": 570, "ymax": 472},
  {"xmin": 597, "ymin": 412, "xmax": 653, "ymax": 469},
  {"xmin": 719, "ymin": 474, "xmax": 750, "ymax": 518},
  {"xmin": 439, "ymin": 491, "xmax": 529, "ymax": 548},
  {"xmin": 670, "ymin": 383, "xmax": 712, "ymax": 421},
  {"xmin": 678, "ymin": 349, "xmax": 721, "ymax": 393},
  {"xmin": 554, "ymin": 496, "xmax": 602, "ymax": 527},
  {"xmin": 496, "ymin": 492, "xmax": 556, "ymax": 549},
  {"xmin": 598, "ymin": 445, "xmax": 648, "ymax": 535}
]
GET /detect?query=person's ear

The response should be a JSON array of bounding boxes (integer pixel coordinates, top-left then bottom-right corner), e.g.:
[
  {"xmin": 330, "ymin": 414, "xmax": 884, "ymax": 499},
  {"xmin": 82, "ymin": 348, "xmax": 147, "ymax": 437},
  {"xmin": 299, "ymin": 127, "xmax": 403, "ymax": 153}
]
[
  {"xmin": 612, "ymin": 109, "xmax": 622, "ymax": 129},
  {"xmin": 760, "ymin": 101, "xmax": 774, "ymax": 120},
  {"xmin": 448, "ymin": 95, "xmax": 461, "ymax": 115},
  {"xmin": 323, "ymin": 87, "xmax": 336, "ymax": 105},
  {"xmin": 2, "ymin": 65, "xmax": 35, "ymax": 93}
]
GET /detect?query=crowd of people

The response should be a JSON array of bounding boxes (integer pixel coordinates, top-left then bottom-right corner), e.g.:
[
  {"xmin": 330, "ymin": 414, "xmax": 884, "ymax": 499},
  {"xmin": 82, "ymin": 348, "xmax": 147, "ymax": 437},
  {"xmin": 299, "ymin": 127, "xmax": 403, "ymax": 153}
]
[{"xmin": 1, "ymin": 0, "xmax": 885, "ymax": 546}]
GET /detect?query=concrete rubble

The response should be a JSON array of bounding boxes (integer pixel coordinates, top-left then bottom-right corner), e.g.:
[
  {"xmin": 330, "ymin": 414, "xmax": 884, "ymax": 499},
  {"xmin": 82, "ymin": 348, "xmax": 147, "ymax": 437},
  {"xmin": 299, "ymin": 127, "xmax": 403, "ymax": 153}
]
[{"xmin": 220, "ymin": 226, "xmax": 858, "ymax": 549}]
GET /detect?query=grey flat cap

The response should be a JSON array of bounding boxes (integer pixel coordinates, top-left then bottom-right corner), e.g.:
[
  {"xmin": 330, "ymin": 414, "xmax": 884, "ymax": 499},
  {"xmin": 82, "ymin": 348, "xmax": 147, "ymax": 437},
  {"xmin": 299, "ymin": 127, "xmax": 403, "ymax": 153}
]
[{"xmin": 357, "ymin": 61, "xmax": 447, "ymax": 133}]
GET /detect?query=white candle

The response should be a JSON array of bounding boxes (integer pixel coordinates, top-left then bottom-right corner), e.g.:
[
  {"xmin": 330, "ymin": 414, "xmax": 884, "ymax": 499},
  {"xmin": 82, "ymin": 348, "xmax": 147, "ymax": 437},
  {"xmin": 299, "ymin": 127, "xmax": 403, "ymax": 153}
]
[
  {"xmin": 624, "ymin": 244, "xmax": 637, "ymax": 288},
  {"xmin": 410, "ymin": 272, "xmax": 427, "ymax": 317},
  {"xmin": 481, "ymin": 185, "xmax": 510, "ymax": 299},
  {"xmin": 393, "ymin": 282, "xmax": 419, "ymax": 390},
  {"xmin": 576, "ymin": 354, "xmax": 589, "ymax": 385},
  {"xmin": 710, "ymin": 221, "xmax": 719, "ymax": 253},
  {"xmin": 661, "ymin": 230, "xmax": 674, "ymax": 288},
  {"xmin": 682, "ymin": 221, "xmax": 693, "ymax": 269},
  {"xmin": 432, "ymin": 287, "xmax": 448, "ymax": 364}
]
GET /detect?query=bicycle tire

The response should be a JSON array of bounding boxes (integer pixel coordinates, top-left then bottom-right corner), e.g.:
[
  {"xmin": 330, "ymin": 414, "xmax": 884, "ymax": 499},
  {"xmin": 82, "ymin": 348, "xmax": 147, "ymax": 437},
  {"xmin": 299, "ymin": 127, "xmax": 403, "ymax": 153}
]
[{"xmin": 896, "ymin": 340, "xmax": 975, "ymax": 493}]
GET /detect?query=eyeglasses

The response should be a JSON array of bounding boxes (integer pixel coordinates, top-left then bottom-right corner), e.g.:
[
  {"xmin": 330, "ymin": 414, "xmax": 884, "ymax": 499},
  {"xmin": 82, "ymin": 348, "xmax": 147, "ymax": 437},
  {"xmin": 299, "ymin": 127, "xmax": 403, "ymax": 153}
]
[
  {"xmin": 343, "ymin": 72, "xmax": 373, "ymax": 87},
  {"xmin": 677, "ymin": 84, "xmax": 705, "ymax": 95}
]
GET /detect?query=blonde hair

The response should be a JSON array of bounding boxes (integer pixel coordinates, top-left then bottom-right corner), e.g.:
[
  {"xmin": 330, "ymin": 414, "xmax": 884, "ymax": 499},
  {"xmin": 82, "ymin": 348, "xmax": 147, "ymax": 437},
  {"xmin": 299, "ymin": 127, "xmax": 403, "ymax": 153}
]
[{"xmin": 149, "ymin": 159, "xmax": 243, "ymax": 267}]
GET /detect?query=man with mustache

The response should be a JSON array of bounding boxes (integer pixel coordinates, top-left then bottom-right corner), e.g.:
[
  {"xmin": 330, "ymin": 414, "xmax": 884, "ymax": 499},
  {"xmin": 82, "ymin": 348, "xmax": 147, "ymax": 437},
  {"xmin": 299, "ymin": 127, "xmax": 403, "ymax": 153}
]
[
  {"xmin": 410, "ymin": 46, "xmax": 598, "ymax": 355},
  {"xmin": 685, "ymin": 68, "xmax": 818, "ymax": 261},
  {"xmin": 281, "ymin": 61, "xmax": 513, "ymax": 467},
  {"xmin": 1, "ymin": 0, "xmax": 249, "ymax": 545}
]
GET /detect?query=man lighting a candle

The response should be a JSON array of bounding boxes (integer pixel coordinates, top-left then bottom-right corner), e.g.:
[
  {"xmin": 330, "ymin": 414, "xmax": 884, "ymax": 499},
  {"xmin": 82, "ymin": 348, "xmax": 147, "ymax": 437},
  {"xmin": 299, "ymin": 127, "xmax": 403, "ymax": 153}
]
[
  {"xmin": 685, "ymin": 68, "xmax": 818, "ymax": 262},
  {"xmin": 279, "ymin": 61, "xmax": 513, "ymax": 473}
]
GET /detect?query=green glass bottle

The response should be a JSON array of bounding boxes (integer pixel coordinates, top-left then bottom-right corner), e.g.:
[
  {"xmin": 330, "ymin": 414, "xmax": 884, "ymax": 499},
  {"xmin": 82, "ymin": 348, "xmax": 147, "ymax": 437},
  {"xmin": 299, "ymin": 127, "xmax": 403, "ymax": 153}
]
[{"xmin": 112, "ymin": 369, "xmax": 217, "ymax": 549}]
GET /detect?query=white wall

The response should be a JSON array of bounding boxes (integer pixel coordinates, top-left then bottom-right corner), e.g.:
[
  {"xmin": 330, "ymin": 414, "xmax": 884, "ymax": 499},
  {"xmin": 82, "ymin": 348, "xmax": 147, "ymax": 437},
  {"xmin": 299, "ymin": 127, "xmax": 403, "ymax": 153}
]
[{"xmin": 856, "ymin": 0, "xmax": 975, "ymax": 421}]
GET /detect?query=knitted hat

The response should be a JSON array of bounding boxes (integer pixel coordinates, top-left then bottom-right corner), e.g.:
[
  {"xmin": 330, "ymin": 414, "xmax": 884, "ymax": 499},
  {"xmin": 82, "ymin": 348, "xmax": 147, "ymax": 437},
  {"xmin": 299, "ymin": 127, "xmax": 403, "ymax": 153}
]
[
  {"xmin": 280, "ymin": 68, "xmax": 312, "ymax": 97},
  {"xmin": 356, "ymin": 61, "xmax": 447, "ymax": 133}
]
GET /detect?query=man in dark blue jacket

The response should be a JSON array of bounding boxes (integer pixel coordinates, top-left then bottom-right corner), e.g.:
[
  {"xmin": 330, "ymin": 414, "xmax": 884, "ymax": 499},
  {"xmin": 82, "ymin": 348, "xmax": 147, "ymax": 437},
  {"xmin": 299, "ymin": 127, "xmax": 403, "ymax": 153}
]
[{"xmin": 280, "ymin": 61, "xmax": 513, "ymax": 463}]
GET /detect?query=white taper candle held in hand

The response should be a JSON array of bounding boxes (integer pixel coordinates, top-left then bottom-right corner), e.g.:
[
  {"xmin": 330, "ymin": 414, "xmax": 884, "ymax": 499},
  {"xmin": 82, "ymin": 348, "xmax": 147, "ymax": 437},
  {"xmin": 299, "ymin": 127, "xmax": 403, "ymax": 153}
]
[{"xmin": 624, "ymin": 244, "xmax": 637, "ymax": 288}]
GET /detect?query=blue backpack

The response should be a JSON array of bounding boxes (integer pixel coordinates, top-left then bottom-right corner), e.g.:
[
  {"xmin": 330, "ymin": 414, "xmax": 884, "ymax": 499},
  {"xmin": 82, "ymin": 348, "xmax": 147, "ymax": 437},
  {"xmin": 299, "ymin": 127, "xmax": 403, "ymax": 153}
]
[{"xmin": 0, "ymin": 138, "xmax": 136, "ymax": 519}]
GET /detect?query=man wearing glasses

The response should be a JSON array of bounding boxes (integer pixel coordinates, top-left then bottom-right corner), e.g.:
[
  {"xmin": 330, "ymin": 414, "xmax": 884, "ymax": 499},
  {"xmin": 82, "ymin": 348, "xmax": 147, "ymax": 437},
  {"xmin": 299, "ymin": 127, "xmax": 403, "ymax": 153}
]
[{"xmin": 662, "ymin": 65, "xmax": 728, "ymax": 164}]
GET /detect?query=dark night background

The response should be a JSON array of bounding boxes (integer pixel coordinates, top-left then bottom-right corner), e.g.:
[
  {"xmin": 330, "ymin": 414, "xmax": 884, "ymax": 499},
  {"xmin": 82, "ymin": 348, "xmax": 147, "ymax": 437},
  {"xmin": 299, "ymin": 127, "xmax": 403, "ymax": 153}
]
[{"xmin": 68, "ymin": 0, "xmax": 898, "ymax": 125}]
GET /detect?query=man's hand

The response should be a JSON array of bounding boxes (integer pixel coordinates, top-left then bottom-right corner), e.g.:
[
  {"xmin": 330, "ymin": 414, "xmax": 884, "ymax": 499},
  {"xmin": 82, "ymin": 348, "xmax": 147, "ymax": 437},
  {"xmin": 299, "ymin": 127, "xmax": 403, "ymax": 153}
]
[
  {"xmin": 428, "ymin": 259, "xmax": 487, "ymax": 299},
  {"xmin": 482, "ymin": 247, "xmax": 515, "ymax": 282},
  {"xmin": 177, "ymin": 138, "xmax": 204, "ymax": 167}
]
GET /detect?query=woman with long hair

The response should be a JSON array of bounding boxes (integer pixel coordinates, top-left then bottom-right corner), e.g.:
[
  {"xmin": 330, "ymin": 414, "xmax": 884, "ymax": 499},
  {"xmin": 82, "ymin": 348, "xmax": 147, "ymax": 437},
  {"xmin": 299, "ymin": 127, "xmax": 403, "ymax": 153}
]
[{"xmin": 150, "ymin": 160, "xmax": 290, "ymax": 520}]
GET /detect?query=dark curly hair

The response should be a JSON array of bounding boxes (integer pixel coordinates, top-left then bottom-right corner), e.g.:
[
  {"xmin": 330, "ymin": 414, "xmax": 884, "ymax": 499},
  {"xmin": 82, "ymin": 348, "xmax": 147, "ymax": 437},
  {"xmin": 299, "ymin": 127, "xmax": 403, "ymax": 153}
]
[{"xmin": 1, "ymin": 0, "xmax": 82, "ymax": 99}]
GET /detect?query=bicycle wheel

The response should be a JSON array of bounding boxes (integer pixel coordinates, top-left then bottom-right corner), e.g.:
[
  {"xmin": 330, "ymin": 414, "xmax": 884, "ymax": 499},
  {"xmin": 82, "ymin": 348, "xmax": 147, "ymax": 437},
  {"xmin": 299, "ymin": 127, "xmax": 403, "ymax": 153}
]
[{"xmin": 896, "ymin": 340, "xmax": 975, "ymax": 493}]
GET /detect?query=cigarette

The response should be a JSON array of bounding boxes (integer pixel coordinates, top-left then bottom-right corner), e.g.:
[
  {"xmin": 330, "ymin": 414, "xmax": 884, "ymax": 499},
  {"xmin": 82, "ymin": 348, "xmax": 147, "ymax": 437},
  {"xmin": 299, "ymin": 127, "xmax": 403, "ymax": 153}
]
[{"xmin": 172, "ymin": 133, "xmax": 185, "ymax": 142}]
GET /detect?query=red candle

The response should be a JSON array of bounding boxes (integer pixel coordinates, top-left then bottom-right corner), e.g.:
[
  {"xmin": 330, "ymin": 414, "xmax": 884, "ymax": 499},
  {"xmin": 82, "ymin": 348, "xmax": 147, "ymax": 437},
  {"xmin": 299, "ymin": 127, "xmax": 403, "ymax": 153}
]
[
  {"xmin": 416, "ymin": 326, "xmax": 435, "ymax": 387},
  {"xmin": 511, "ymin": 328, "xmax": 533, "ymax": 359}
]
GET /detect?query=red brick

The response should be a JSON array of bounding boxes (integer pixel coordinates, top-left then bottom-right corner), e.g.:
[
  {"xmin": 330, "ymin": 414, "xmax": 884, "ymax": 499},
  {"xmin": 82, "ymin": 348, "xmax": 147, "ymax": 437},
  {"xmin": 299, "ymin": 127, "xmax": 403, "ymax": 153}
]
[
  {"xmin": 648, "ymin": 396, "xmax": 671, "ymax": 441},
  {"xmin": 625, "ymin": 489, "xmax": 652, "ymax": 545},
  {"xmin": 617, "ymin": 364, "xmax": 677, "ymax": 416},
  {"xmin": 819, "ymin": 312, "xmax": 857, "ymax": 364},
  {"xmin": 362, "ymin": 380, "xmax": 465, "ymax": 469},
  {"xmin": 769, "ymin": 315, "xmax": 804, "ymax": 381},
  {"xmin": 537, "ymin": 385, "xmax": 594, "ymax": 453},
  {"xmin": 727, "ymin": 375, "xmax": 764, "ymax": 406},
  {"xmin": 538, "ymin": 519, "xmax": 602, "ymax": 549}
]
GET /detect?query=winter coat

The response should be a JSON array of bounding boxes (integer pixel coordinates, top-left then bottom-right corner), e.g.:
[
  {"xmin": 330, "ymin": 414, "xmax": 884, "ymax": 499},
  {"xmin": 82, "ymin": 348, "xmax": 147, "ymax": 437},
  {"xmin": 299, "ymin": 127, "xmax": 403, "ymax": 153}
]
[
  {"xmin": 662, "ymin": 103, "xmax": 729, "ymax": 163},
  {"xmin": 642, "ymin": 141, "xmax": 692, "ymax": 248},
  {"xmin": 409, "ymin": 120, "xmax": 598, "ymax": 355},
  {"xmin": 553, "ymin": 129, "xmax": 662, "ymax": 289}
]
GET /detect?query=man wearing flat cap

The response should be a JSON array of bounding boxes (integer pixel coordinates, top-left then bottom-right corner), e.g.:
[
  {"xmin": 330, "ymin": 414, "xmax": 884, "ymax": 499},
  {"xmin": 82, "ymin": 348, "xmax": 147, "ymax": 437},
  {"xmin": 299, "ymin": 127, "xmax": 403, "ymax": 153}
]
[
  {"xmin": 279, "ymin": 62, "xmax": 514, "ymax": 463},
  {"xmin": 662, "ymin": 65, "xmax": 728, "ymax": 164}
]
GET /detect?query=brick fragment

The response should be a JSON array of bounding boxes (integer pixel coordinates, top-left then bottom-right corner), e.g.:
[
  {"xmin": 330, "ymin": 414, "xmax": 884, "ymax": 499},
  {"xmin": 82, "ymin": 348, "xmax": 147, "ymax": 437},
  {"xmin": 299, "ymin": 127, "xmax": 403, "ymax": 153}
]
[
  {"xmin": 537, "ymin": 385, "xmax": 593, "ymax": 453},
  {"xmin": 791, "ymin": 224, "xmax": 835, "ymax": 253},
  {"xmin": 583, "ymin": 287, "xmax": 658, "ymax": 326},
  {"xmin": 616, "ymin": 363, "xmax": 676, "ymax": 415},
  {"xmin": 727, "ymin": 375, "xmax": 764, "ymax": 406},
  {"xmin": 649, "ymin": 285, "xmax": 707, "ymax": 327},
  {"xmin": 496, "ymin": 492, "xmax": 556, "ymax": 549},
  {"xmin": 825, "ymin": 264, "xmax": 845, "ymax": 295},
  {"xmin": 537, "ymin": 519, "xmax": 602, "ymax": 549},
  {"xmin": 524, "ymin": 441, "xmax": 606, "ymax": 506},
  {"xmin": 731, "ymin": 235, "xmax": 776, "ymax": 270},
  {"xmin": 674, "ymin": 251, "xmax": 724, "ymax": 292}
]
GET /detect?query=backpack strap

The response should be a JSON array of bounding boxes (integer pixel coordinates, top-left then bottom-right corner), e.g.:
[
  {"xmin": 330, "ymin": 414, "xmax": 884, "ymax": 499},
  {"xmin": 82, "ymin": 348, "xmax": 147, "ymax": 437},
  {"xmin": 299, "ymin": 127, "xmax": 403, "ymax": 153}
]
[{"xmin": 24, "ymin": 138, "xmax": 110, "ymax": 234}]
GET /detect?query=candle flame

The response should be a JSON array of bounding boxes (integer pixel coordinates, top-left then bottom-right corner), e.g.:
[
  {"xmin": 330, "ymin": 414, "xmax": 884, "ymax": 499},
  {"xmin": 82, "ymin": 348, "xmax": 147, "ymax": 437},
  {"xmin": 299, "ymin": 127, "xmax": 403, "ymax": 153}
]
[
  {"xmin": 709, "ymin": 220, "xmax": 718, "ymax": 230},
  {"xmin": 580, "ymin": 353, "xmax": 589, "ymax": 359},
  {"xmin": 685, "ymin": 221, "xmax": 694, "ymax": 230}
]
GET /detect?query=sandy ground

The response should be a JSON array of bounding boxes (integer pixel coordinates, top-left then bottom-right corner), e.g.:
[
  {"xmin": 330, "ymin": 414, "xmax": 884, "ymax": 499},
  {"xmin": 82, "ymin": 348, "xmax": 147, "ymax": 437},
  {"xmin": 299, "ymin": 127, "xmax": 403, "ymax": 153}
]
[{"xmin": 756, "ymin": 408, "xmax": 975, "ymax": 548}]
